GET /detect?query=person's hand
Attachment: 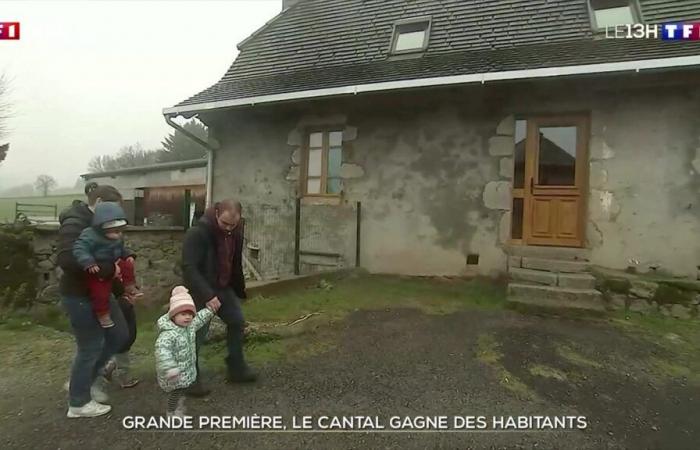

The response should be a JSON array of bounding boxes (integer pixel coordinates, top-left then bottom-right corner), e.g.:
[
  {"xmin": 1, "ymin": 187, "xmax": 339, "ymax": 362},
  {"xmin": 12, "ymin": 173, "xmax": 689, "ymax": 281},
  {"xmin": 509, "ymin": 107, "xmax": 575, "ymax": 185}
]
[
  {"xmin": 87, "ymin": 265, "xmax": 100, "ymax": 274},
  {"xmin": 166, "ymin": 368, "xmax": 180, "ymax": 381},
  {"xmin": 97, "ymin": 314, "xmax": 115, "ymax": 328},
  {"xmin": 114, "ymin": 262, "xmax": 122, "ymax": 281},
  {"xmin": 206, "ymin": 297, "xmax": 221, "ymax": 312}
]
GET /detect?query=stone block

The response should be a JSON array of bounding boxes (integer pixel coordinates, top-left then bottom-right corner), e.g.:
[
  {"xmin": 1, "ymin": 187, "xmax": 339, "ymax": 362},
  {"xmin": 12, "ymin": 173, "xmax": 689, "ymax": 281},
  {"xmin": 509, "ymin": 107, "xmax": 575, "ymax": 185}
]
[
  {"xmin": 483, "ymin": 181, "xmax": 511, "ymax": 210},
  {"xmin": 606, "ymin": 294, "xmax": 627, "ymax": 311},
  {"xmin": 507, "ymin": 283, "xmax": 605, "ymax": 312},
  {"xmin": 340, "ymin": 163, "xmax": 365, "ymax": 179},
  {"xmin": 287, "ymin": 129, "xmax": 302, "ymax": 146},
  {"xmin": 498, "ymin": 212, "xmax": 511, "ymax": 245},
  {"xmin": 508, "ymin": 256, "xmax": 522, "ymax": 269},
  {"xmin": 628, "ymin": 298, "xmax": 653, "ymax": 314},
  {"xmin": 670, "ymin": 304, "xmax": 692, "ymax": 320},
  {"xmin": 509, "ymin": 267, "xmax": 557, "ymax": 285},
  {"xmin": 589, "ymin": 161, "xmax": 608, "ymax": 189},
  {"xmin": 291, "ymin": 148, "xmax": 301, "ymax": 165},
  {"xmin": 589, "ymin": 136, "xmax": 615, "ymax": 160},
  {"xmin": 488, "ymin": 136, "xmax": 514, "ymax": 156},
  {"xmin": 499, "ymin": 158, "xmax": 514, "ymax": 179},
  {"xmin": 286, "ymin": 166, "xmax": 300, "ymax": 181},
  {"xmin": 496, "ymin": 116, "xmax": 515, "ymax": 136},
  {"xmin": 521, "ymin": 257, "xmax": 590, "ymax": 273},
  {"xmin": 343, "ymin": 126, "xmax": 358, "ymax": 141},
  {"xmin": 629, "ymin": 280, "xmax": 658, "ymax": 299},
  {"xmin": 559, "ymin": 273, "xmax": 596, "ymax": 290}
]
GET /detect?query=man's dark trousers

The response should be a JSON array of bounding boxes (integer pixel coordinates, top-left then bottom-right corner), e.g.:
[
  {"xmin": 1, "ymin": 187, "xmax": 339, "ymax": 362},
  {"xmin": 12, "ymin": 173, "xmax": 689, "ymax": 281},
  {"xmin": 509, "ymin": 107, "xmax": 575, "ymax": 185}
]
[{"xmin": 195, "ymin": 287, "xmax": 246, "ymax": 377}]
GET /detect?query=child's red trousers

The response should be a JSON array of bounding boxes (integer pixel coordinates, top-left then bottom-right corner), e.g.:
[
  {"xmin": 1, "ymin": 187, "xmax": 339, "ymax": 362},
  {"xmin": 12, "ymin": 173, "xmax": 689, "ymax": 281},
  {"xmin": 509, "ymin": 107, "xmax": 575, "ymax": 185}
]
[{"xmin": 87, "ymin": 258, "xmax": 135, "ymax": 317}]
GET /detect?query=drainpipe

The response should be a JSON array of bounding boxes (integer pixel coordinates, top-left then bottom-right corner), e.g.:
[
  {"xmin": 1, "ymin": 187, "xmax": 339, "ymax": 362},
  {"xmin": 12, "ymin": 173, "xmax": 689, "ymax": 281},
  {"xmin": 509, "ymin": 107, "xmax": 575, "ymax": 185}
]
[{"xmin": 163, "ymin": 114, "xmax": 216, "ymax": 207}]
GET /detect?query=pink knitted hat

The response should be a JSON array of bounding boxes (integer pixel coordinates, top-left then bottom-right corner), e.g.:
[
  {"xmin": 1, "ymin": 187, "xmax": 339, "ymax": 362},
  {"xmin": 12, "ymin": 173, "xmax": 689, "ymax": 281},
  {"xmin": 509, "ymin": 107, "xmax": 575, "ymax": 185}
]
[{"xmin": 168, "ymin": 286, "xmax": 196, "ymax": 318}]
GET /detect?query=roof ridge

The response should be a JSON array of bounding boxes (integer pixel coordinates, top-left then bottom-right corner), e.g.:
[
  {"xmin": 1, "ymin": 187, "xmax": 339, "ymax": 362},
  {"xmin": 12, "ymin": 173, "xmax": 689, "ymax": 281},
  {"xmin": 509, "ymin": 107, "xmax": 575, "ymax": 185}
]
[{"xmin": 237, "ymin": 0, "xmax": 308, "ymax": 50}]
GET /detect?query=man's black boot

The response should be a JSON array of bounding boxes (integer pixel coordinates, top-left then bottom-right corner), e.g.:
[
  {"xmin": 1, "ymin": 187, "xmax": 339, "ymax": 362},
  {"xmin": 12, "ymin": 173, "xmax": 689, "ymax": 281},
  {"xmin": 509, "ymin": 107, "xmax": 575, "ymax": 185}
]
[{"xmin": 227, "ymin": 367, "xmax": 258, "ymax": 383}]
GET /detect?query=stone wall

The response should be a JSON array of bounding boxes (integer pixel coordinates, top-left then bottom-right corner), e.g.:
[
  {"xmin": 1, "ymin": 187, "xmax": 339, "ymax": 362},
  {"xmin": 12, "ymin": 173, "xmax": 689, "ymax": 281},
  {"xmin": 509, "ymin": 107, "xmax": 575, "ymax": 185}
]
[
  {"xmin": 33, "ymin": 225, "xmax": 185, "ymax": 305},
  {"xmin": 595, "ymin": 268, "xmax": 700, "ymax": 319}
]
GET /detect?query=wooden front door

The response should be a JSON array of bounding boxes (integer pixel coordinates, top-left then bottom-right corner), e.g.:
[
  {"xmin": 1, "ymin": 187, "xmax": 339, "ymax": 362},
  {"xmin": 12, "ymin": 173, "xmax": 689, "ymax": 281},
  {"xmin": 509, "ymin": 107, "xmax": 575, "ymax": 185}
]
[{"xmin": 522, "ymin": 115, "xmax": 589, "ymax": 247}]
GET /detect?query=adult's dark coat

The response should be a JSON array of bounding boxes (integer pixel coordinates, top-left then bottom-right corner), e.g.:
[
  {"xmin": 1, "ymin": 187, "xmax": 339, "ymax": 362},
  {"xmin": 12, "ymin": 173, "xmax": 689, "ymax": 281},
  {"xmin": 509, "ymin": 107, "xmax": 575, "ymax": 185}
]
[{"xmin": 182, "ymin": 215, "xmax": 247, "ymax": 307}]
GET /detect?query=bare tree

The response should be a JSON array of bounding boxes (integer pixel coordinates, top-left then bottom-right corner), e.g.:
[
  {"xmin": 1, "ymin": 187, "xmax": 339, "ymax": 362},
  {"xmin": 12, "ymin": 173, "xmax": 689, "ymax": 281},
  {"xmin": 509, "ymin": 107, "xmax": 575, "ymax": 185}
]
[{"xmin": 34, "ymin": 174, "xmax": 57, "ymax": 197}]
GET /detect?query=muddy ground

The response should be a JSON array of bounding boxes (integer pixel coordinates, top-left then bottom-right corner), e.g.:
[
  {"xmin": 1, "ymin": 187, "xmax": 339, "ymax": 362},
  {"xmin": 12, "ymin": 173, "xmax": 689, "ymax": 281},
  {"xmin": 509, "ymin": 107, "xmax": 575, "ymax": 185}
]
[{"xmin": 1, "ymin": 307, "xmax": 698, "ymax": 449}]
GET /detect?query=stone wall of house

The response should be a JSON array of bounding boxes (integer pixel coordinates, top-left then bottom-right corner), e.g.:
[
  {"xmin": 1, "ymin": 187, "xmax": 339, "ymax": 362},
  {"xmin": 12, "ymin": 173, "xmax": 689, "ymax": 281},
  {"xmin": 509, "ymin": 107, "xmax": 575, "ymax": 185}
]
[
  {"xmin": 204, "ymin": 73, "xmax": 700, "ymax": 279},
  {"xmin": 33, "ymin": 226, "xmax": 185, "ymax": 305},
  {"xmin": 208, "ymin": 90, "xmax": 509, "ymax": 277}
]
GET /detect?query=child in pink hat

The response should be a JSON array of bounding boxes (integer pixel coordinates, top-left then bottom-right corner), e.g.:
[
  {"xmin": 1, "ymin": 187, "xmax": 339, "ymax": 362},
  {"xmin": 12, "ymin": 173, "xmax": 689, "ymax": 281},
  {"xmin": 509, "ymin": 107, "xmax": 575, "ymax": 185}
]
[{"xmin": 155, "ymin": 286, "xmax": 220, "ymax": 417}]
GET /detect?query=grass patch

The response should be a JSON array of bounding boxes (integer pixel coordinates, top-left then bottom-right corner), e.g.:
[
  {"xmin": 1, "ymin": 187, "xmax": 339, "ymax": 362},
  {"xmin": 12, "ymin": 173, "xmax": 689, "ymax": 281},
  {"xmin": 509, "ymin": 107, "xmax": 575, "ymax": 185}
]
[
  {"xmin": 529, "ymin": 364, "xmax": 567, "ymax": 381},
  {"xmin": 555, "ymin": 344, "xmax": 603, "ymax": 369},
  {"xmin": 0, "ymin": 274, "xmax": 505, "ymax": 380},
  {"xmin": 246, "ymin": 274, "xmax": 506, "ymax": 324},
  {"xmin": 475, "ymin": 332, "xmax": 536, "ymax": 400}
]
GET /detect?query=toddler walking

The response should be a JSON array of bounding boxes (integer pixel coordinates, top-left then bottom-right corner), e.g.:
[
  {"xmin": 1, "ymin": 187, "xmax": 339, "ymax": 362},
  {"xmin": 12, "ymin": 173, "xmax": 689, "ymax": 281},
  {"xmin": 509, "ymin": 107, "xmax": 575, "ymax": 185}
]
[
  {"xmin": 73, "ymin": 201, "xmax": 141, "ymax": 328},
  {"xmin": 156, "ymin": 286, "xmax": 220, "ymax": 417}
]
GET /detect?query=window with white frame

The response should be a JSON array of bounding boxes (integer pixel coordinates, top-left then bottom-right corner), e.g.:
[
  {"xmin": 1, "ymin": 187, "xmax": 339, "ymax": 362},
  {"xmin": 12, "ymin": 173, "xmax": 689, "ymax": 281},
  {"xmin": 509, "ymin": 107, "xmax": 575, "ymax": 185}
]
[
  {"xmin": 589, "ymin": 0, "xmax": 638, "ymax": 30},
  {"xmin": 391, "ymin": 18, "xmax": 431, "ymax": 54}
]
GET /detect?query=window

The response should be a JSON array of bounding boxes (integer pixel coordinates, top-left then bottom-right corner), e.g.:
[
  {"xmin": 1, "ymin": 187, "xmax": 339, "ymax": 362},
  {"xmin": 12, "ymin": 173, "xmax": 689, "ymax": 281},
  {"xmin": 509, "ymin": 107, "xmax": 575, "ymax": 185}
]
[
  {"xmin": 304, "ymin": 130, "xmax": 343, "ymax": 196},
  {"xmin": 589, "ymin": 0, "xmax": 638, "ymax": 30},
  {"xmin": 390, "ymin": 18, "xmax": 431, "ymax": 54}
]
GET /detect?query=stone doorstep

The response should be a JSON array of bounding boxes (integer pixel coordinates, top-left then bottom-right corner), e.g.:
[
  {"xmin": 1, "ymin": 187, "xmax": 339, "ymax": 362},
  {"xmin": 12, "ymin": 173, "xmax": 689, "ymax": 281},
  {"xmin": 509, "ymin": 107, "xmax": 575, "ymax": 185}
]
[
  {"xmin": 507, "ymin": 283, "xmax": 605, "ymax": 312},
  {"xmin": 558, "ymin": 273, "xmax": 597, "ymax": 290},
  {"xmin": 509, "ymin": 267, "xmax": 557, "ymax": 286},
  {"xmin": 521, "ymin": 257, "xmax": 591, "ymax": 273},
  {"xmin": 505, "ymin": 245, "xmax": 591, "ymax": 262}
]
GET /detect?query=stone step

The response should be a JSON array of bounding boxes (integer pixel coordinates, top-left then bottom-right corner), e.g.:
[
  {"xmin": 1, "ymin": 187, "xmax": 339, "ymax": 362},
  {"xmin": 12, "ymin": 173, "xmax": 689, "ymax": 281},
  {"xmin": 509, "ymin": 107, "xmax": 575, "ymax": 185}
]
[
  {"xmin": 507, "ymin": 283, "xmax": 605, "ymax": 314},
  {"xmin": 558, "ymin": 272, "xmax": 597, "ymax": 290},
  {"xmin": 505, "ymin": 245, "xmax": 590, "ymax": 262},
  {"xmin": 509, "ymin": 267, "xmax": 557, "ymax": 286},
  {"xmin": 520, "ymin": 257, "xmax": 590, "ymax": 273}
]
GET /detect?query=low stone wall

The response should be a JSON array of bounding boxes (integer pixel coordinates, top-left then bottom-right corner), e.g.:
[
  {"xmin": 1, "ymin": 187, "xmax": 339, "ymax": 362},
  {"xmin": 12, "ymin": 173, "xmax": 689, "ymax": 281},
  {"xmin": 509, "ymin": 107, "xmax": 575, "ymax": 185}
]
[
  {"xmin": 595, "ymin": 268, "xmax": 700, "ymax": 320},
  {"xmin": 33, "ymin": 225, "xmax": 185, "ymax": 306}
]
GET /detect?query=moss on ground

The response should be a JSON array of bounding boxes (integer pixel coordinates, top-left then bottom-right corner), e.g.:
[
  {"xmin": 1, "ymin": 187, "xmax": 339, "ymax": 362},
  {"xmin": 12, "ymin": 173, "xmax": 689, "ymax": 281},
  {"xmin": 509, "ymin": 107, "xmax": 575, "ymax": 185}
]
[
  {"xmin": 555, "ymin": 344, "xmax": 603, "ymax": 369},
  {"xmin": 528, "ymin": 364, "xmax": 568, "ymax": 381},
  {"xmin": 475, "ymin": 332, "xmax": 537, "ymax": 400}
]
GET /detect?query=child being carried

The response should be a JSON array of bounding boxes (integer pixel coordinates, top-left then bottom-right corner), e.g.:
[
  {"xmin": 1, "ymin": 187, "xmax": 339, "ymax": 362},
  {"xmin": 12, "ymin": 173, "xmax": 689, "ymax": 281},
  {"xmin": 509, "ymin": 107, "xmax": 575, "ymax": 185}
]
[{"xmin": 73, "ymin": 201, "xmax": 142, "ymax": 328}]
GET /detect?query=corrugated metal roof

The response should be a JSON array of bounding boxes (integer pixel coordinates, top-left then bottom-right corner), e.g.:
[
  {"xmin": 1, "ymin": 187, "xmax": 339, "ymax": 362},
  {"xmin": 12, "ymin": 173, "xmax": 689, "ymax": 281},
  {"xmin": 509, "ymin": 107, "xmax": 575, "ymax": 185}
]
[{"xmin": 81, "ymin": 159, "xmax": 207, "ymax": 179}]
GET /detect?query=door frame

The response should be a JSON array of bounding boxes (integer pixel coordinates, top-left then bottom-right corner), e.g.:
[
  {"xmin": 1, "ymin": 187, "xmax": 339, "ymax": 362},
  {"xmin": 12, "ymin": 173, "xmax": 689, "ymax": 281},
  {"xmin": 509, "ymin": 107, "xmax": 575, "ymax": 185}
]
[{"xmin": 515, "ymin": 113, "xmax": 590, "ymax": 248}]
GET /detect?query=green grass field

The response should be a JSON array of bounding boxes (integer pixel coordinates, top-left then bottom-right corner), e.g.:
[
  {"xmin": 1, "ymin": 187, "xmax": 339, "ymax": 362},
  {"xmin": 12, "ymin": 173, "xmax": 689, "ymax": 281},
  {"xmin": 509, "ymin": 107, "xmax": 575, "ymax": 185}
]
[{"xmin": 0, "ymin": 194, "xmax": 78, "ymax": 223}]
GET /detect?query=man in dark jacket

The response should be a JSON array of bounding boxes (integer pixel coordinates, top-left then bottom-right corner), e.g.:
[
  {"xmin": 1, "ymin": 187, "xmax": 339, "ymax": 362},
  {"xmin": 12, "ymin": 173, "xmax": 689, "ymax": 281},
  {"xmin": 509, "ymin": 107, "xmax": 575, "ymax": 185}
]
[{"xmin": 182, "ymin": 199, "xmax": 257, "ymax": 394}]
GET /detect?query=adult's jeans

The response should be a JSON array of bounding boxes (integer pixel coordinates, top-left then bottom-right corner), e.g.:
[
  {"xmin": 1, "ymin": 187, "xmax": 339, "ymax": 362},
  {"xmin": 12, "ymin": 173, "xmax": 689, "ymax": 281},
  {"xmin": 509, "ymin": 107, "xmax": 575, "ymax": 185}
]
[
  {"xmin": 195, "ymin": 287, "xmax": 247, "ymax": 378},
  {"xmin": 62, "ymin": 294, "xmax": 128, "ymax": 407}
]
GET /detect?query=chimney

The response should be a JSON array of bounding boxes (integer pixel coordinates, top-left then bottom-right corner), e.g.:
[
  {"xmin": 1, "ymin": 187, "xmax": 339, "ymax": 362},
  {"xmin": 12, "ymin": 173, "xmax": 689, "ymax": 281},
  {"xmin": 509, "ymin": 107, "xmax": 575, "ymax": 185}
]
[{"xmin": 283, "ymin": 0, "xmax": 301, "ymax": 10}]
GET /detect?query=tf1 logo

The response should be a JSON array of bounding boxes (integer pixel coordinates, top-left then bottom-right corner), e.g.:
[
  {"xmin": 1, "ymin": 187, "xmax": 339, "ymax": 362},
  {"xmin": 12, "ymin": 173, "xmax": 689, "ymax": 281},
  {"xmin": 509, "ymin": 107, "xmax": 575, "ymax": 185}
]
[{"xmin": 0, "ymin": 22, "xmax": 20, "ymax": 40}]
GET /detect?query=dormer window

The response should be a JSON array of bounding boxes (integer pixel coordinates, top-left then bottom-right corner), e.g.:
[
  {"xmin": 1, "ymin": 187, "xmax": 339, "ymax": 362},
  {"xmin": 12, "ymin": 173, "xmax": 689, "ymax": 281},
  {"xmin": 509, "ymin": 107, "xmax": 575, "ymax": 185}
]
[
  {"xmin": 391, "ymin": 17, "xmax": 431, "ymax": 54},
  {"xmin": 589, "ymin": 0, "xmax": 638, "ymax": 30}
]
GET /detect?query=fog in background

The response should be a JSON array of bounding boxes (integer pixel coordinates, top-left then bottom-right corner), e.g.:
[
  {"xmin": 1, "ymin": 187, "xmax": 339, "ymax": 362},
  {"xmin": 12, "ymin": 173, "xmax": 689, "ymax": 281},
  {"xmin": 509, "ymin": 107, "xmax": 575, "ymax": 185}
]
[{"xmin": 0, "ymin": 0, "xmax": 281, "ymax": 193}]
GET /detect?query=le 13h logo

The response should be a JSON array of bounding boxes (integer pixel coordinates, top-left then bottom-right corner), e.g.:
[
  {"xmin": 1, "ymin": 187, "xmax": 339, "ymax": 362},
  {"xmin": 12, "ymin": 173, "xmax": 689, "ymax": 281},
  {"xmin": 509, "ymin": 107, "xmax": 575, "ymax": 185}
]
[{"xmin": 0, "ymin": 22, "xmax": 20, "ymax": 40}]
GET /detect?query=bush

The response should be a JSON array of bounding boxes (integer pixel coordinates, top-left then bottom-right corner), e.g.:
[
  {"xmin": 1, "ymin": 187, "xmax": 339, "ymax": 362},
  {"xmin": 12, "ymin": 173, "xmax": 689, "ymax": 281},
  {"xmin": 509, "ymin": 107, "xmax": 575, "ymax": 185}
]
[{"xmin": 0, "ymin": 225, "xmax": 38, "ymax": 318}]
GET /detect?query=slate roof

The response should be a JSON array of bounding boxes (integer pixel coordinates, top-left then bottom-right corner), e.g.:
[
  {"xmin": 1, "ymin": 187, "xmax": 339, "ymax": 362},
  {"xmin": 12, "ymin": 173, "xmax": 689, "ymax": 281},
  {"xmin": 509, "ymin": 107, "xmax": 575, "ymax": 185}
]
[{"xmin": 169, "ymin": 0, "xmax": 700, "ymax": 112}]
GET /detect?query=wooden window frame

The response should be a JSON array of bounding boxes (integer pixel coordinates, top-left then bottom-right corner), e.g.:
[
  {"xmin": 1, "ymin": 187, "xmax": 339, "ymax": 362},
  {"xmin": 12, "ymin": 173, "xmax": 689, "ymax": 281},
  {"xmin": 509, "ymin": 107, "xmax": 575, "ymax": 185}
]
[{"xmin": 301, "ymin": 127, "xmax": 344, "ymax": 198}]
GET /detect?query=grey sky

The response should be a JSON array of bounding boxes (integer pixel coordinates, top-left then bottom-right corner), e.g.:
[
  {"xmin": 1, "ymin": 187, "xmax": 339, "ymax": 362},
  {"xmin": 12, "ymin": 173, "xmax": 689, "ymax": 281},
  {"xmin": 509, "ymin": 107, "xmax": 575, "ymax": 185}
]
[{"xmin": 0, "ymin": 0, "xmax": 281, "ymax": 191}]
